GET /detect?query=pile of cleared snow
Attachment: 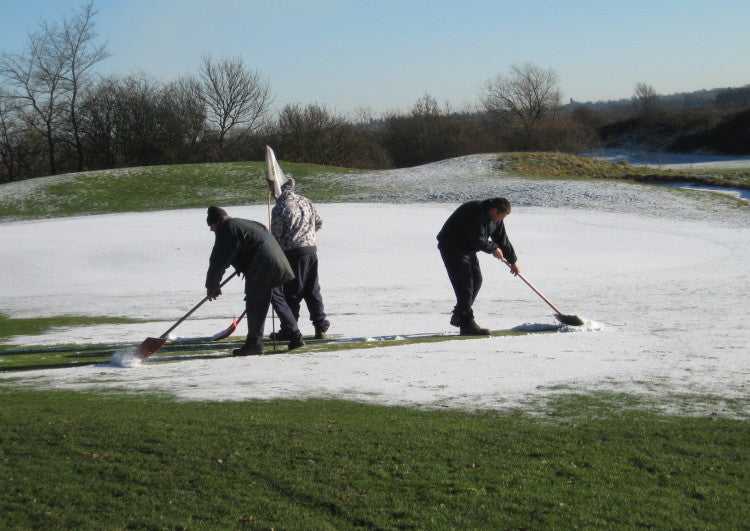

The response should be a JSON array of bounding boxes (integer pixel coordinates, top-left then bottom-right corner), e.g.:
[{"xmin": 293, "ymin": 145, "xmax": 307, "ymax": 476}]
[
  {"xmin": 109, "ymin": 348, "xmax": 143, "ymax": 368},
  {"xmin": 514, "ymin": 319, "xmax": 605, "ymax": 333}
]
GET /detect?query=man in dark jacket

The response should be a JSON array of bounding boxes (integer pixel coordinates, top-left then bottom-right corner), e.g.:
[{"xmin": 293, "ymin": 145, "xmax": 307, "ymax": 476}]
[
  {"xmin": 437, "ymin": 197, "xmax": 521, "ymax": 335},
  {"xmin": 205, "ymin": 206, "xmax": 304, "ymax": 355}
]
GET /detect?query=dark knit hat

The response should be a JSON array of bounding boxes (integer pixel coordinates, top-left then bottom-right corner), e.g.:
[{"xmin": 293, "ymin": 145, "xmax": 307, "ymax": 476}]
[{"xmin": 206, "ymin": 206, "xmax": 229, "ymax": 225}]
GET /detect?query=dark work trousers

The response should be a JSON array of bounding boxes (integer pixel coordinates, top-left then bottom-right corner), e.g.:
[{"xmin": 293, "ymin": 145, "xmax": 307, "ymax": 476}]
[
  {"xmin": 244, "ymin": 286, "xmax": 299, "ymax": 347},
  {"xmin": 274, "ymin": 252, "xmax": 329, "ymax": 332},
  {"xmin": 439, "ymin": 248, "xmax": 482, "ymax": 324}
]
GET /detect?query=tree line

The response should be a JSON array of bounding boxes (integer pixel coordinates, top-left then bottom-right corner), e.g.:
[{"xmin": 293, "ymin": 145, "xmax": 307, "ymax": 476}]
[{"xmin": 2, "ymin": 2, "xmax": 749, "ymax": 183}]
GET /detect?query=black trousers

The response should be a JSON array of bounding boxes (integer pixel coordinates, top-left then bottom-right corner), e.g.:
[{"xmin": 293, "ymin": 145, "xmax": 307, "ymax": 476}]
[
  {"xmin": 244, "ymin": 286, "xmax": 299, "ymax": 347},
  {"xmin": 273, "ymin": 252, "xmax": 329, "ymax": 331},
  {"xmin": 439, "ymin": 248, "xmax": 482, "ymax": 324}
]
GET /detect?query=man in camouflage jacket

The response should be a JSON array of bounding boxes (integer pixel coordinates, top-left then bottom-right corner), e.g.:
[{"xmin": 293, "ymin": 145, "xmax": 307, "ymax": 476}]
[{"xmin": 270, "ymin": 178, "xmax": 330, "ymax": 339}]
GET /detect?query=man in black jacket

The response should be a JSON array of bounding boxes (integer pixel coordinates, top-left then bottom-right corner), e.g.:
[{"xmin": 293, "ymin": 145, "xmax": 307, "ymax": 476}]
[
  {"xmin": 437, "ymin": 197, "xmax": 521, "ymax": 335},
  {"xmin": 205, "ymin": 206, "xmax": 304, "ymax": 355}
]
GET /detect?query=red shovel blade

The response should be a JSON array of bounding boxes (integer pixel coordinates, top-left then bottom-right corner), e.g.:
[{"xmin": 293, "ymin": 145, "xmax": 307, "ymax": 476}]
[
  {"xmin": 211, "ymin": 316, "xmax": 240, "ymax": 341},
  {"xmin": 135, "ymin": 336, "xmax": 167, "ymax": 360}
]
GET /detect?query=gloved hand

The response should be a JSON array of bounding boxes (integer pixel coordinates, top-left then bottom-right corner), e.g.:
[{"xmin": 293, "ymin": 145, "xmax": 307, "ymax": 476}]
[{"xmin": 207, "ymin": 288, "xmax": 222, "ymax": 301}]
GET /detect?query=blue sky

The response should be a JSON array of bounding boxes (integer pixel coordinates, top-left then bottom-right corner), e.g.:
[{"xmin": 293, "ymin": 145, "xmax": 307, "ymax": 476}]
[{"xmin": 2, "ymin": 0, "xmax": 748, "ymax": 115}]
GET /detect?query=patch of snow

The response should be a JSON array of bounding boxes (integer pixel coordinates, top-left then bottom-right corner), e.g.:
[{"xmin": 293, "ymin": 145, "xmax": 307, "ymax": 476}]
[
  {"xmin": 661, "ymin": 183, "xmax": 750, "ymax": 203},
  {"xmin": 584, "ymin": 148, "xmax": 750, "ymax": 170},
  {"xmin": 1, "ymin": 155, "xmax": 748, "ymax": 417}
]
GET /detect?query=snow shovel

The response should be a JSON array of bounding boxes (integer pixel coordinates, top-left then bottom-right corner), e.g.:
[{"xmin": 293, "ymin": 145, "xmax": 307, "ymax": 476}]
[
  {"xmin": 501, "ymin": 259, "xmax": 584, "ymax": 326},
  {"xmin": 135, "ymin": 271, "xmax": 239, "ymax": 359},
  {"xmin": 211, "ymin": 309, "xmax": 246, "ymax": 340}
]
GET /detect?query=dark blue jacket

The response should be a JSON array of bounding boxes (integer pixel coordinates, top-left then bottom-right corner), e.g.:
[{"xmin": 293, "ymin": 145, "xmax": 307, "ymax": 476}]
[{"xmin": 436, "ymin": 200, "xmax": 517, "ymax": 263}]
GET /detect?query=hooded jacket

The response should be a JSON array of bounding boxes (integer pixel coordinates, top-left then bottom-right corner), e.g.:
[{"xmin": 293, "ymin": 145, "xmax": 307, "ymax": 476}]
[
  {"xmin": 271, "ymin": 178, "xmax": 323, "ymax": 255},
  {"xmin": 436, "ymin": 199, "xmax": 517, "ymax": 263}
]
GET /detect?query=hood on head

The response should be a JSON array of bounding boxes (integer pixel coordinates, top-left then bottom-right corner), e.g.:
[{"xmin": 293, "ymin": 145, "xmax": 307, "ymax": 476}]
[{"xmin": 281, "ymin": 177, "xmax": 295, "ymax": 193}]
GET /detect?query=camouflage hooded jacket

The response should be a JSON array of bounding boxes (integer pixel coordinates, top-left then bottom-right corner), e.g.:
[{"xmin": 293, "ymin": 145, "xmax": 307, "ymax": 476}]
[{"xmin": 271, "ymin": 178, "xmax": 323, "ymax": 255}]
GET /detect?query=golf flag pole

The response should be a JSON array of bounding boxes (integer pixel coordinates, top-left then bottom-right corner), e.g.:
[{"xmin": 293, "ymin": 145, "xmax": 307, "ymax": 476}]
[
  {"xmin": 265, "ymin": 145, "xmax": 288, "ymax": 200},
  {"xmin": 267, "ymin": 185, "xmax": 277, "ymax": 348},
  {"xmin": 265, "ymin": 145, "xmax": 288, "ymax": 348}
]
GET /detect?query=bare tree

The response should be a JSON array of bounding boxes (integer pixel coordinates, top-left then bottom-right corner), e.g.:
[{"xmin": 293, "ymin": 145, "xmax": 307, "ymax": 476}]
[
  {"xmin": 411, "ymin": 92, "xmax": 442, "ymax": 117},
  {"xmin": 380, "ymin": 93, "xmax": 478, "ymax": 166},
  {"xmin": 1, "ymin": 27, "xmax": 68, "ymax": 175},
  {"xmin": 57, "ymin": 1, "xmax": 109, "ymax": 171},
  {"xmin": 276, "ymin": 102, "xmax": 346, "ymax": 163},
  {"xmin": 350, "ymin": 106, "xmax": 377, "ymax": 130},
  {"xmin": 163, "ymin": 75, "xmax": 207, "ymax": 162},
  {"xmin": 78, "ymin": 75, "xmax": 119, "ymax": 168},
  {"xmin": 632, "ymin": 82, "xmax": 660, "ymax": 123},
  {"xmin": 273, "ymin": 103, "xmax": 389, "ymax": 168},
  {"xmin": 0, "ymin": 1, "xmax": 107, "ymax": 175},
  {"xmin": 111, "ymin": 73, "xmax": 171, "ymax": 166},
  {"xmin": 481, "ymin": 62, "xmax": 562, "ymax": 130},
  {"xmin": 0, "ymin": 90, "xmax": 22, "ymax": 180},
  {"xmin": 199, "ymin": 55, "xmax": 272, "ymax": 158}
]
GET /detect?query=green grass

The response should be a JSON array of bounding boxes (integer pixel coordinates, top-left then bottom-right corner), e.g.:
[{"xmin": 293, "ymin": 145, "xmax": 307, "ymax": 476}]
[
  {"xmin": 0, "ymin": 160, "xmax": 356, "ymax": 220},
  {"xmin": 0, "ymin": 313, "xmax": 141, "ymax": 341},
  {"xmin": 0, "ymin": 389, "xmax": 747, "ymax": 529},
  {"xmin": 500, "ymin": 152, "xmax": 750, "ymax": 188}
]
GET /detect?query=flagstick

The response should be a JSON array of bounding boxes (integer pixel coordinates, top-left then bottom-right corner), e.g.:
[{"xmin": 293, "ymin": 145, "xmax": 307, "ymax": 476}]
[{"xmin": 267, "ymin": 188, "xmax": 277, "ymax": 351}]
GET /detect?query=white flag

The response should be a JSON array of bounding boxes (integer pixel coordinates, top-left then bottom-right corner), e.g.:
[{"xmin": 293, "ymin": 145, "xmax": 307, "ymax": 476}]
[{"xmin": 265, "ymin": 145, "xmax": 288, "ymax": 199}]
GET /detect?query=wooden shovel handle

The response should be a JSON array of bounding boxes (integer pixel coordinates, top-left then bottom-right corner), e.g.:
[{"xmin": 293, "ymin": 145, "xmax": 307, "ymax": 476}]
[
  {"xmin": 500, "ymin": 258, "xmax": 565, "ymax": 316},
  {"xmin": 160, "ymin": 271, "xmax": 238, "ymax": 338}
]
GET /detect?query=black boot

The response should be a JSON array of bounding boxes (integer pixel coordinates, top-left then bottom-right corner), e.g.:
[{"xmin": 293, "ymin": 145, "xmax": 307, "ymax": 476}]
[
  {"xmin": 459, "ymin": 320, "xmax": 491, "ymax": 336},
  {"xmin": 269, "ymin": 328, "xmax": 295, "ymax": 341},
  {"xmin": 288, "ymin": 331, "xmax": 305, "ymax": 351},
  {"xmin": 314, "ymin": 322, "xmax": 329, "ymax": 339},
  {"xmin": 233, "ymin": 344, "xmax": 264, "ymax": 356}
]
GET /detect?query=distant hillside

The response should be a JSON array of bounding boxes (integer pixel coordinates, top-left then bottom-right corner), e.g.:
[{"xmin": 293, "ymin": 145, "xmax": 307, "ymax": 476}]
[
  {"xmin": 567, "ymin": 84, "xmax": 750, "ymax": 113},
  {"xmin": 669, "ymin": 108, "xmax": 750, "ymax": 155},
  {"xmin": 569, "ymin": 85, "xmax": 750, "ymax": 155}
]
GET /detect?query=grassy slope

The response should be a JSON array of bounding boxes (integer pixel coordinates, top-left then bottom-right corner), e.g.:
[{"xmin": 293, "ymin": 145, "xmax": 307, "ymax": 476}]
[
  {"xmin": 1, "ymin": 152, "xmax": 747, "ymax": 222},
  {"xmin": 501, "ymin": 152, "xmax": 750, "ymax": 187},
  {"xmin": 0, "ymin": 160, "xmax": 356, "ymax": 221}
]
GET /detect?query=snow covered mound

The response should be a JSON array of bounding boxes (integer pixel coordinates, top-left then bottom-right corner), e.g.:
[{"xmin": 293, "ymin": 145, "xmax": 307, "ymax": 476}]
[{"xmin": 330, "ymin": 154, "xmax": 747, "ymax": 225}]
